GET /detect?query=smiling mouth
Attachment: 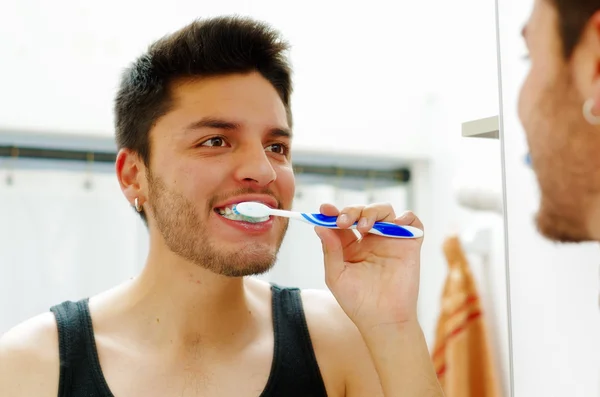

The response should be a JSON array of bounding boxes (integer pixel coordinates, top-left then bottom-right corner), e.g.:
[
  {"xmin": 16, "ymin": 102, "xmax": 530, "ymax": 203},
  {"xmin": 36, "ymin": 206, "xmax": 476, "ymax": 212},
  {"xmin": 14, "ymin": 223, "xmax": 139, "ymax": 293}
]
[{"xmin": 214, "ymin": 205, "xmax": 270, "ymax": 223}]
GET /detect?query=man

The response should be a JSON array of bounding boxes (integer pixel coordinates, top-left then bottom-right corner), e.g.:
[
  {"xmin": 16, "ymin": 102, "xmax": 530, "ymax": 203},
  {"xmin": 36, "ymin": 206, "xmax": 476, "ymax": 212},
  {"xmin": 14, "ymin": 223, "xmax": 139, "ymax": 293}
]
[
  {"xmin": 0, "ymin": 16, "xmax": 443, "ymax": 396},
  {"xmin": 519, "ymin": 0, "xmax": 600, "ymax": 241}
]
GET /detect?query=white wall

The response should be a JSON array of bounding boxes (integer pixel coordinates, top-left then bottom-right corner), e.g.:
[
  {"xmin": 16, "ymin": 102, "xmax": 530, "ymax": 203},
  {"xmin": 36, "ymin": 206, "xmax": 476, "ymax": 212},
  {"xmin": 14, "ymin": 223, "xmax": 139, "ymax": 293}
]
[
  {"xmin": 0, "ymin": 0, "xmax": 437, "ymax": 157},
  {"xmin": 496, "ymin": 0, "xmax": 600, "ymax": 396},
  {"xmin": 0, "ymin": 0, "xmax": 512, "ymax": 393}
]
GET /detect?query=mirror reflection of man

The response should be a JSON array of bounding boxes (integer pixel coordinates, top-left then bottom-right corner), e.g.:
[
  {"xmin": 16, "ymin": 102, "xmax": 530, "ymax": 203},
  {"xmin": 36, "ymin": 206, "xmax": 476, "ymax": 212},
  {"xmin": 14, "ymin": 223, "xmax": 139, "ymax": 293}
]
[{"xmin": 519, "ymin": 0, "xmax": 600, "ymax": 242}]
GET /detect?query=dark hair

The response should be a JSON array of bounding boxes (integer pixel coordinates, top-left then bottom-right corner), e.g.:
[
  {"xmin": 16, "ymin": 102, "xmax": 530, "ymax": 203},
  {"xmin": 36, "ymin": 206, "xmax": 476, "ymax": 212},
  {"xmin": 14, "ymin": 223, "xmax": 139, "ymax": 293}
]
[
  {"xmin": 113, "ymin": 16, "xmax": 293, "ymax": 223},
  {"xmin": 551, "ymin": 0, "xmax": 599, "ymax": 58},
  {"xmin": 114, "ymin": 15, "xmax": 293, "ymax": 164}
]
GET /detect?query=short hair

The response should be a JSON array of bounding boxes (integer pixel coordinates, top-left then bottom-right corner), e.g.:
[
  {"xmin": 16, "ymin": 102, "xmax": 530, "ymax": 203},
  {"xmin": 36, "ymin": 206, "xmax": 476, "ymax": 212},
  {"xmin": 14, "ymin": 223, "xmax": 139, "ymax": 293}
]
[
  {"xmin": 113, "ymin": 16, "xmax": 293, "ymax": 223},
  {"xmin": 550, "ymin": 0, "xmax": 599, "ymax": 58},
  {"xmin": 114, "ymin": 15, "xmax": 293, "ymax": 165}
]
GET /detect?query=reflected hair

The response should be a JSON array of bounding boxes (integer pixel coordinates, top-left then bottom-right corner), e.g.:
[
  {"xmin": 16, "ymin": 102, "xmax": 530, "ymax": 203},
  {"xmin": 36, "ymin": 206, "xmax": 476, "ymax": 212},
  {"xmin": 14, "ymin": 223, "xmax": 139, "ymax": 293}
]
[{"xmin": 549, "ymin": 0, "xmax": 599, "ymax": 58}]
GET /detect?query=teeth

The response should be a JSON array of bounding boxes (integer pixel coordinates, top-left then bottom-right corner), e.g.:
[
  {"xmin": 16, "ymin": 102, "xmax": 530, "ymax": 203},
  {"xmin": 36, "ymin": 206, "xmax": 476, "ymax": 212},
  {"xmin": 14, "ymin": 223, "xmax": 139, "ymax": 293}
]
[{"xmin": 217, "ymin": 207, "xmax": 269, "ymax": 223}]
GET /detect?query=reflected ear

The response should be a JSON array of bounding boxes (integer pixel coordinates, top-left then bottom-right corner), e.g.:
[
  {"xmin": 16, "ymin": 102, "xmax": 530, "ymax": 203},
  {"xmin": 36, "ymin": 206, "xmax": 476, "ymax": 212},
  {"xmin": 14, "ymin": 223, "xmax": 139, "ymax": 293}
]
[
  {"xmin": 116, "ymin": 148, "xmax": 147, "ymax": 207},
  {"xmin": 589, "ymin": 12, "xmax": 600, "ymax": 118},
  {"xmin": 592, "ymin": 11, "xmax": 600, "ymax": 75},
  {"xmin": 571, "ymin": 11, "xmax": 600, "ymax": 108}
]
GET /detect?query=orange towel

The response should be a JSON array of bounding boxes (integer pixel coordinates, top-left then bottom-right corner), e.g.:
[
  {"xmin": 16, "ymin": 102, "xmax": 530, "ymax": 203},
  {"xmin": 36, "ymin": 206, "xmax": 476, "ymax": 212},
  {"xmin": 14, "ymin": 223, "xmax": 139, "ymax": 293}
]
[{"xmin": 431, "ymin": 235, "xmax": 501, "ymax": 397}]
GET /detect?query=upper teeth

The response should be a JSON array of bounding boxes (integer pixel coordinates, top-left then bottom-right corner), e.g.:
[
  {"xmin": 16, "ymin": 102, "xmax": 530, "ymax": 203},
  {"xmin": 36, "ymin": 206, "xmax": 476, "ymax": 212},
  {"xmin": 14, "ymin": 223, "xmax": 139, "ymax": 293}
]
[
  {"xmin": 218, "ymin": 207, "xmax": 235, "ymax": 215},
  {"xmin": 217, "ymin": 206, "xmax": 269, "ymax": 223}
]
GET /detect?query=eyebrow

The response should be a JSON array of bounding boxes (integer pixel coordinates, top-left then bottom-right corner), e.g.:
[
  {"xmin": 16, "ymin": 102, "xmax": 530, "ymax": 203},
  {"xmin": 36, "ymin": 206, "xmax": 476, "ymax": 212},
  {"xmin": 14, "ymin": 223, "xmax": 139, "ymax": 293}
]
[{"xmin": 183, "ymin": 117, "xmax": 292, "ymax": 139}]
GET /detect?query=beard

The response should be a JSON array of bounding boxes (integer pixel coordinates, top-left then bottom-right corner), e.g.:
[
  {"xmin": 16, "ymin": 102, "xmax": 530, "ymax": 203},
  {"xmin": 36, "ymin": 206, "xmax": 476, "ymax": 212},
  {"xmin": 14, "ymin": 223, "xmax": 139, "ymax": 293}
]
[
  {"xmin": 524, "ymin": 70, "xmax": 600, "ymax": 242},
  {"xmin": 145, "ymin": 170, "xmax": 289, "ymax": 276}
]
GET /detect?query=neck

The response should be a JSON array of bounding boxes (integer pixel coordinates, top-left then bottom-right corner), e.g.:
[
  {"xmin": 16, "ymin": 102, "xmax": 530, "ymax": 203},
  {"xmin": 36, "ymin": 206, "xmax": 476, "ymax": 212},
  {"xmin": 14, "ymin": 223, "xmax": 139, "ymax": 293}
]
[{"xmin": 106, "ymin": 236, "xmax": 261, "ymax": 348}]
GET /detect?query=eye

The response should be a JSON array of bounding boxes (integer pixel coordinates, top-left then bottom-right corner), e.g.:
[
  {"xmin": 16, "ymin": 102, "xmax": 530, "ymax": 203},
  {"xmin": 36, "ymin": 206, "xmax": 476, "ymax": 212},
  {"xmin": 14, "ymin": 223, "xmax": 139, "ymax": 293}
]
[
  {"xmin": 266, "ymin": 143, "xmax": 289, "ymax": 156},
  {"xmin": 200, "ymin": 137, "xmax": 228, "ymax": 147}
]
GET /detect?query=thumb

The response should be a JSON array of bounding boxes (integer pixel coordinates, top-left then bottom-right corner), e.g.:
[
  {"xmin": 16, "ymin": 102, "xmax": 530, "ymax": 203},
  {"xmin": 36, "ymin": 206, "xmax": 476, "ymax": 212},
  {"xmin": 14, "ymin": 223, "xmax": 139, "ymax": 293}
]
[{"xmin": 314, "ymin": 226, "xmax": 345, "ymax": 287}]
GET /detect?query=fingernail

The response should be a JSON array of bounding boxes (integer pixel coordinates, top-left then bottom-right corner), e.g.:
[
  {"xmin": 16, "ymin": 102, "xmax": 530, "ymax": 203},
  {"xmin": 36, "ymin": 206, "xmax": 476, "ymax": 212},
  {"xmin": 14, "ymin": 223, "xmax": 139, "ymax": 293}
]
[
  {"xmin": 338, "ymin": 214, "xmax": 349, "ymax": 224},
  {"xmin": 358, "ymin": 218, "xmax": 368, "ymax": 228}
]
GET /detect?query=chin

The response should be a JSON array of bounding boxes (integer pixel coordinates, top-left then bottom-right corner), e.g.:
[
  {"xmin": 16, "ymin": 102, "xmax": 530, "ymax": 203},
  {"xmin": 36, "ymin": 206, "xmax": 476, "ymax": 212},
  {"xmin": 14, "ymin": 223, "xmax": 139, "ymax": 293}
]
[
  {"xmin": 535, "ymin": 202, "xmax": 593, "ymax": 243},
  {"xmin": 217, "ymin": 256, "xmax": 277, "ymax": 277},
  {"xmin": 208, "ymin": 242, "xmax": 280, "ymax": 277}
]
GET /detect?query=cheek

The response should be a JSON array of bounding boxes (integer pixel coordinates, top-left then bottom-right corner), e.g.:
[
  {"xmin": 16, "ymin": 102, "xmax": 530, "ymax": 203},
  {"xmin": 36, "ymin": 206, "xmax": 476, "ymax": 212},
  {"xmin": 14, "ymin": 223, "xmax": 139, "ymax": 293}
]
[
  {"xmin": 518, "ymin": 71, "xmax": 538, "ymax": 128},
  {"xmin": 180, "ymin": 161, "xmax": 227, "ymax": 200},
  {"xmin": 518, "ymin": 62, "xmax": 552, "ymax": 143},
  {"xmin": 276, "ymin": 166, "xmax": 295, "ymax": 206}
]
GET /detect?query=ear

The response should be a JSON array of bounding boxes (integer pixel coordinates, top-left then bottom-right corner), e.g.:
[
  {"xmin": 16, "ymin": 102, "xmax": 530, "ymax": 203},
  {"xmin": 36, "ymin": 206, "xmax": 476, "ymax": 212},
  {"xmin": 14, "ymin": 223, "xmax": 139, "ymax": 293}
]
[
  {"xmin": 573, "ymin": 11, "xmax": 600, "ymax": 114},
  {"xmin": 115, "ymin": 148, "xmax": 147, "ymax": 209},
  {"xmin": 591, "ymin": 11, "xmax": 600, "ymax": 115}
]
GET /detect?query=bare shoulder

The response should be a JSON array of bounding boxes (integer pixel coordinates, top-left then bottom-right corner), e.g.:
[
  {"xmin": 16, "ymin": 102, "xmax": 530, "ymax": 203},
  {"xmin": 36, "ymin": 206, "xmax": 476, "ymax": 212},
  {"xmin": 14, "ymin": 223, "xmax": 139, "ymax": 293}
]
[
  {"xmin": 299, "ymin": 288, "xmax": 358, "ymax": 337},
  {"xmin": 300, "ymin": 289, "xmax": 384, "ymax": 397},
  {"xmin": 0, "ymin": 312, "xmax": 60, "ymax": 397}
]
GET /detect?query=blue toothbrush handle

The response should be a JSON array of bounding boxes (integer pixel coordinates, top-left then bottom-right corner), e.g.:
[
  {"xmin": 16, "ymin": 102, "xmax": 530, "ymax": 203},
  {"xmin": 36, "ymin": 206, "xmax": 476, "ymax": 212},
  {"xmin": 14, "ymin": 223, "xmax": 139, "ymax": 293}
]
[
  {"xmin": 363, "ymin": 221, "xmax": 423, "ymax": 239},
  {"xmin": 301, "ymin": 213, "xmax": 423, "ymax": 239}
]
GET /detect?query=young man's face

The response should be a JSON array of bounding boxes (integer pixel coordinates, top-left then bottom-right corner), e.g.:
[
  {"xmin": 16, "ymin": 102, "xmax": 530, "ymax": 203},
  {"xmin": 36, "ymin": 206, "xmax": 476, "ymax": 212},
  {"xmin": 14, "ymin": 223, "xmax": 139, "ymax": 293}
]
[
  {"xmin": 518, "ymin": 0, "xmax": 600, "ymax": 242},
  {"xmin": 141, "ymin": 72, "xmax": 295, "ymax": 276}
]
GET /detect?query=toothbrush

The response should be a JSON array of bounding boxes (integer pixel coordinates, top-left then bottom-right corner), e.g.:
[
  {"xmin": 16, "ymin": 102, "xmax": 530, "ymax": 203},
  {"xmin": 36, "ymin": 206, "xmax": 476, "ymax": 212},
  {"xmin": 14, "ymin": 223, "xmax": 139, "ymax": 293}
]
[{"xmin": 233, "ymin": 201, "xmax": 423, "ymax": 239}]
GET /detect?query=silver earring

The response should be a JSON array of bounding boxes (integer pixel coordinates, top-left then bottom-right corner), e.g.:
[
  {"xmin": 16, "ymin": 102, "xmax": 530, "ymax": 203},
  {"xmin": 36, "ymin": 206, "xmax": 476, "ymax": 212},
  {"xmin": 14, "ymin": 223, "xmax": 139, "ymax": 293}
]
[
  {"xmin": 583, "ymin": 98, "xmax": 600, "ymax": 125},
  {"xmin": 134, "ymin": 197, "xmax": 142, "ymax": 212}
]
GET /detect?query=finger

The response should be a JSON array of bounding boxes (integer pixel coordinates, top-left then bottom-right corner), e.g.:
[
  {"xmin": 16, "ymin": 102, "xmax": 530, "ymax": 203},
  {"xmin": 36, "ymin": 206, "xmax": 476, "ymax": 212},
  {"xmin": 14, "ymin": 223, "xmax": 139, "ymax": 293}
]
[
  {"xmin": 319, "ymin": 203, "xmax": 340, "ymax": 216},
  {"xmin": 395, "ymin": 210, "xmax": 425, "ymax": 235},
  {"xmin": 355, "ymin": 203, "xmax": 396, "ymax": 235},
  {"xmin": 337, "ymin": 205, "xmax": 364, "ymax": 228},
  {"xmin": 318, "ymin": 203, "xmax": 357, "ymax": 247},
  {"xmin": 314, "ymin": 226, "xmax": 346, "ymax": 288},
  {"xmin": 334, "ymin": 205, "xmax": 366, "ymax": 248}
]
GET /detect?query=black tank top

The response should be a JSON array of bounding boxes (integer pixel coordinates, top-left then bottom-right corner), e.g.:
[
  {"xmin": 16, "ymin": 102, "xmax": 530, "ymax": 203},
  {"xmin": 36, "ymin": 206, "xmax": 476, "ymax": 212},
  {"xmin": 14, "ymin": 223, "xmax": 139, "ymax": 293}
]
[{"xmin": 49, "ymin": 284, "xmax": 328, "ymax": 397}]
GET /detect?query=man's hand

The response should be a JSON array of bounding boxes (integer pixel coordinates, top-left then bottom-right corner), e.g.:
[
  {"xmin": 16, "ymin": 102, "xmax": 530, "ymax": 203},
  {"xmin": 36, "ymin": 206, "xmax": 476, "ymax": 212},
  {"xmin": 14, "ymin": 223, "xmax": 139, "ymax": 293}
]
[
  {"xmin": 314, "ymin": 203, "xmax": 444, "ymax": 397},
  {"xmin": 314, "ymin": 203, "xmax": 422, "ymax": 332}
]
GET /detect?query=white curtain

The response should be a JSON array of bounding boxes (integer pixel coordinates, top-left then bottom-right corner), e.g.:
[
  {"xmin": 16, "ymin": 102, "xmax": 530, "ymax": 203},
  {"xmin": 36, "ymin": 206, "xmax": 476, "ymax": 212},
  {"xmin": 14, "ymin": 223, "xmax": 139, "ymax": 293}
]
[
  {"xmin": 368, "ymin": 185, "xmax": 408, "ymax": 211},
  {"xmin": 0, "ymin": 167, "xmax": 147, "ymax": 333}
]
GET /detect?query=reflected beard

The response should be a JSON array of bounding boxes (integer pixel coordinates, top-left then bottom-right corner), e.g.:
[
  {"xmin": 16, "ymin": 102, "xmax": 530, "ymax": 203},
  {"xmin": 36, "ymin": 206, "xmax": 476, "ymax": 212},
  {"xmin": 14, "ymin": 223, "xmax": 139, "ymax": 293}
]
[
  {"xmin": 530, "ymin": 72, "xmax": 600, "ymax": 243},
  {"xmin": 146, "ymin": 170, "xmax": 288, "ymax": 276},
  {"xmin": 536, "ymin": 198, "xmax": 593, "ymax": 243}
]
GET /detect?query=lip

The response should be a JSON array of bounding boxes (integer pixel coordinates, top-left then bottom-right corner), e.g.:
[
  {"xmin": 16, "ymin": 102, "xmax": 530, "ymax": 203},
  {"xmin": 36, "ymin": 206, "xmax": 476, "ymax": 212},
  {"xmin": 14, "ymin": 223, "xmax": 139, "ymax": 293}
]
[
  {"xmin": 215, "ymin": 213, "xmax": 275, "ymax": 234},
  {"xmin": 213, "ymin": 194, "xmax": 279, "ymax": 210}
]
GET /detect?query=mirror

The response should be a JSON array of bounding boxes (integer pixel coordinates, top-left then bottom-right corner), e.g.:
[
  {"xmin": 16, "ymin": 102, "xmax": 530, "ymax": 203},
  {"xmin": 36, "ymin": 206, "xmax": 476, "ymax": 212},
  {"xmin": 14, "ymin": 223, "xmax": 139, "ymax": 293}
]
[
  {"xmin": 0, "ymin": 1, "xmax": 512, "ymax": 395},
  {"xmin": 496, "ymin": 0, "xmax": 600, "ymax": 396}
]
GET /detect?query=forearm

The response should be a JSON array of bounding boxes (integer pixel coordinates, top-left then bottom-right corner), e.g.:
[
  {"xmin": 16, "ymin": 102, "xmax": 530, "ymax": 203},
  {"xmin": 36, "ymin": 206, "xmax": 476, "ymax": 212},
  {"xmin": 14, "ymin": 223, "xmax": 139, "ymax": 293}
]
[{"xmin": 361, "ymin": 320, "xmax": 444, "ymax": 397}]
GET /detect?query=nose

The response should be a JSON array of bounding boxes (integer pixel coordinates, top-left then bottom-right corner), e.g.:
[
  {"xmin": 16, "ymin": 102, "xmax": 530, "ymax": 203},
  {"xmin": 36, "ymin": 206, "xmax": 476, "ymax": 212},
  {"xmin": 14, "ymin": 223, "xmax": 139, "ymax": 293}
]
[{"xmin": 233, "ymin": 144, "xmax": 277, "ymax": 188}]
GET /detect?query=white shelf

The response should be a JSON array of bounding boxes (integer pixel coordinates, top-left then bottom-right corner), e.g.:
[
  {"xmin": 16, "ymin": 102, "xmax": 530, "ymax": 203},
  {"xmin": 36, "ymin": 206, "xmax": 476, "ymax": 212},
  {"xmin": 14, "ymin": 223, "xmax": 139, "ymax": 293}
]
[{"xmin": 462, "ymin": 116, "xmax": 499, "ymax": 139}]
